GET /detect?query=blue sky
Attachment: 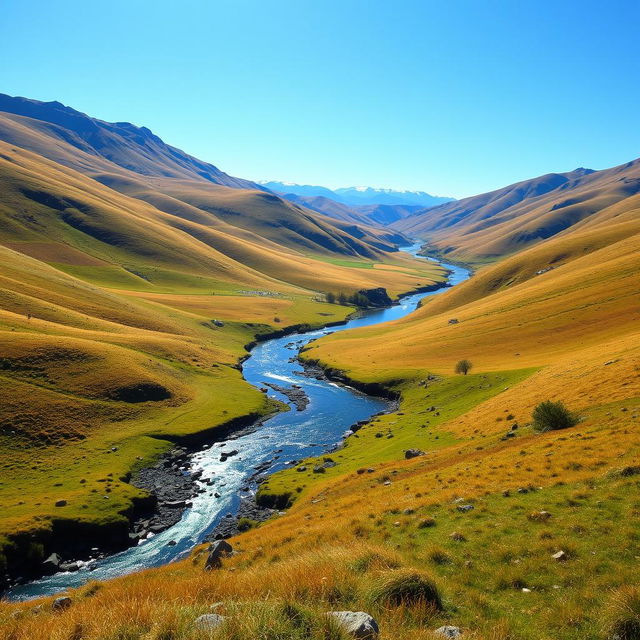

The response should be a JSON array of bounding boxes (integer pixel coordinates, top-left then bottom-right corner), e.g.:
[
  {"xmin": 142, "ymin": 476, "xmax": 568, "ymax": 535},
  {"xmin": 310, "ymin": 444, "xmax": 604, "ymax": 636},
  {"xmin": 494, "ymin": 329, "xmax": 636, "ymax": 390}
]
[{"xmin": 2, "ymin": 0, "xmax": 639, "ymax": 198}]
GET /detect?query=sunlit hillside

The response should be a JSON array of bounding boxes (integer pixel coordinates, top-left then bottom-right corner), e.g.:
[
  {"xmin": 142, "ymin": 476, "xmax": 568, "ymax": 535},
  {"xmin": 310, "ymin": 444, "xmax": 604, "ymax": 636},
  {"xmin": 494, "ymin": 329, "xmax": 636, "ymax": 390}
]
[{"xmin": 395, "ymin": 160, "xmax": 640, "ymax": 263}]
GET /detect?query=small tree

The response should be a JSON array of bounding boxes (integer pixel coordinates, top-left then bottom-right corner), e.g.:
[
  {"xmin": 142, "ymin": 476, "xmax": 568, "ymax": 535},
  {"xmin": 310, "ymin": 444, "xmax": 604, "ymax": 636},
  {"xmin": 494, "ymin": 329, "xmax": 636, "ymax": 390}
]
[
  {"xmin": 531, "ymin": 400, "xmax": 579, "ymax": 432},
  {"xmin": 455, "ymin": 359, "xmax": 472, "ymax": 375},
  {"xmin": 337, "ymin": 292, "xmax": 348, "ymax": 306},
  {"xmin": 326, "ymin": 292, "xmax": 336, "ymax": 304}
]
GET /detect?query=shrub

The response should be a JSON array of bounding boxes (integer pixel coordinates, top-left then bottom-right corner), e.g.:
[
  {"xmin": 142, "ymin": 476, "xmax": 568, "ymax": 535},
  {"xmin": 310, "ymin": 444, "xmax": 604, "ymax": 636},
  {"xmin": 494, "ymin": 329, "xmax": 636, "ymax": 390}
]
[
  {"xmin": 455, "ymin": 359, "xmax": 472, "ymax": 375},
  {"xmin": 237, "ymin": 517, "xmax": 258, "ymax": 532},
  {"xmin": 602, "ymin": 586, "xmax": 640, "ymax": 640},
  {"xmin": 531, "ymin": 400, "xmax": 579, "ymax": 432},
  {"xmin": 368, "ymin": 569, "xmax": 442, "ymax": 609}
]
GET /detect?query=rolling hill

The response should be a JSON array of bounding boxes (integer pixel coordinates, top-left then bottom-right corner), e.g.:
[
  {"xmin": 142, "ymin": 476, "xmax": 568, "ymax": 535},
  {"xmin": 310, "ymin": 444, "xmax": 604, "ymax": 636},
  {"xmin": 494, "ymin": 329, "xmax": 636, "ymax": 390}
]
[
  {"xmin": 0, "ymin": 94, "xmax": 261, "ymax": 188},
  {"xmin": 394, "ymin": 161, "xmax": 640, "ymax": 263}
]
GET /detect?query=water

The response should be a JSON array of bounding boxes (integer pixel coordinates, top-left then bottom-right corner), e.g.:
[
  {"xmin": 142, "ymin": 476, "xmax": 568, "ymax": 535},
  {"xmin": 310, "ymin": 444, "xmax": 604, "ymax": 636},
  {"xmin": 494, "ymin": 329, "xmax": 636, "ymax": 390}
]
[{"xmin": 7, "ymin": 243, "xmax": 470, "ymax": 600}]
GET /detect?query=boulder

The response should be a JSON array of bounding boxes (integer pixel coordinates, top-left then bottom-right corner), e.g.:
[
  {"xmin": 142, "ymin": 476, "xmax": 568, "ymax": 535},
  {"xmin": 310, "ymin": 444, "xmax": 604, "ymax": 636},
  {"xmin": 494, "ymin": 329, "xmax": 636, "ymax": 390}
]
[
  {"xmin": 205, "ymin": 539, "xmax": 233, "ymax": 570},
  {"xmin": 435, "ymin": 626, "xmax": 462, "ymax": 638},
  {"xmin": 194, "ymin": 613, "xmax": 225, "ymax": 631},
  {"xmin": 552, "ymin": 550, "xmax": 567, "ymax": 562},
  {"xmin": 405, "ymin": 449, "xmax": 425, "ymax": 459},
  {"xmin": 52, "ymin": 596, "xmax": 72, "ymax": 611},
  {"xmin": 456, "ymin": 504, "xmax": 474, "ymax": 513},
  {"xmin": 327, "ymin": 611, "xmax": 379, "ymax": 639},
  {"xmin": 55, "ymin": 500, "xmax": 67, "ymax": 507},
  {"xmin": 42, "ymin": 553, "xmax": 61, "ymax": 575}
]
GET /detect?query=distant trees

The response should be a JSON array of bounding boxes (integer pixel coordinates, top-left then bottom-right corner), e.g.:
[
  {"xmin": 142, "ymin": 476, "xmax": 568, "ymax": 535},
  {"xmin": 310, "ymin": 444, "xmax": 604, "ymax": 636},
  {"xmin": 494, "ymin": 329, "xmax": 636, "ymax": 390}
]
[
  {"xmin": 531, "ymin": 400, "xmax": 579, "ymax": 432},
  {"xmin": 455, "ymin": 359, "xmax": 473, "ymax": 375},
  {"xmin": 325, "ymin": 291, "xmax": 372, "ymax": 308}
]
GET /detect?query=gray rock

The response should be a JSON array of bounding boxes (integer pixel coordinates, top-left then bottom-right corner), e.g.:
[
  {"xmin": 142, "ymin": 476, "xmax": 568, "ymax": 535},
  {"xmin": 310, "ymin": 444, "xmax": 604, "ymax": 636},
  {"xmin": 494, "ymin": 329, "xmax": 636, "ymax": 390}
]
[
  {"xmin": 42, "ymin": 552, "xmax": 61, "ymax": 574},
  {"xmin": 205, "ymin": 539, "xmax": 233, "ymax": 570},
  {"xmin": 52, "ymin": 596, "xmax": 72, "ymax": 611},
  {"xmin": 194, "ymin": 613, "xmax": 225, "ymax": 631},
  {"xmin": 456, "ymin": 504, "xmax": 474, "ymax": 512},
  {"xmin": 327, "ymin": 611, "xmax": 379, "ymax": 639},
  {"xmin": 435, "ymin": 626, "xmax": 462, "ymax": 638},
  {"xmin": 405, "ymin": 448, "xmax": 425, "ymax": 459}
]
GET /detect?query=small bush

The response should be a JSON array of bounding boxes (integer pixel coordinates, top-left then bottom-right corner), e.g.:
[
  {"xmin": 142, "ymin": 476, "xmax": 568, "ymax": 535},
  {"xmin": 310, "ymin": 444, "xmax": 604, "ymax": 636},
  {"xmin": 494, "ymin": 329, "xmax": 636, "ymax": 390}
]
[
  {"xmin": 237, "ymin": 517, "xmax": 258, "ymax": 532},
  {"xmin": 602, "ymin": 586, "xmax": 640, "ymax": 640},
  {"xmin": 368, "ymin": 569, "xmax": 442, "ymax": 609},
  {"xmin": 531, "ymin": 400, "xmax": 579, "ymax": 432}
]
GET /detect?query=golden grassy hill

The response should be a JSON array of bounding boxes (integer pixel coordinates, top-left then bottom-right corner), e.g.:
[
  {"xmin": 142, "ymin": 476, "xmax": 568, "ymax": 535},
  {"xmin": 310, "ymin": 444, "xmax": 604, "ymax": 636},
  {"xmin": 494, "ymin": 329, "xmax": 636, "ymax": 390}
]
[{"xmin": 395, "ymin": 160, "xmax": 640, "ymax": 263}]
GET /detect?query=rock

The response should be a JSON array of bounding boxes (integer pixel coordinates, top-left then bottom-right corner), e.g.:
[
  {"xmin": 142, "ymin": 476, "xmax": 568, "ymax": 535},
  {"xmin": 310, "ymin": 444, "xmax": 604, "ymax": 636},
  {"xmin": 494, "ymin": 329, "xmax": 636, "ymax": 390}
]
[
  {"xmin": 448, "ymin": 318, "xmax": 459, "ymax": 325},
  {"xmin": 59, "ymin": 561, "xmax": 80, "ymax": 572},
  {"xmin": 205, "ymin": 539, "xmax": 233, "ymax": 570},
  {"xmin": 313, "ymin": 465, "xmax": 326, "ymax": 474},
  {"xmin": 327, "ymin": 611, "xmax": 379, "ymax": 639},
  {"xmin": 194, "ymin": 613, "xmax": 225, "ymax": 631},
  {"xmin": 456, "ymin": 504, "xmax": 474, "ymax": 513},
  {"xmin": 52, "ymin": 596, "xmax": 72, "ymax": 611},
  {"xmin": 405, "ymin": 449, "xmax": 425, "ymax": 459},
  {"xmin": 163, "ymin": 500, "xmax": 187, "ymax": 508},
  {"xmin": 450, "ymin": 531, "xmax": 466, "ymax": 541},
  {"xmin": 167, "ymin": 540, "xmax": 177, "ymax": 546},
  {"xmin": 55, "ymin": 499, "xmax": 67, "ymax": 507},
  {"xmin": 435, "ymin": 626, "xmax": 462, "ymax": 638},
  {"xmin": 528, "ymin": 510, "xmax": 552, "ymax": 522},
  {"xmin": 297, "ymin": 466, "xmax": 307, "ymax": 472},
  {"xmin": 42, "ymin": 553, "xmax": 61, "ymax": 574},
  {"xmin": 552, "ymin": 550, "xmax": 568, "ymax": 561}
]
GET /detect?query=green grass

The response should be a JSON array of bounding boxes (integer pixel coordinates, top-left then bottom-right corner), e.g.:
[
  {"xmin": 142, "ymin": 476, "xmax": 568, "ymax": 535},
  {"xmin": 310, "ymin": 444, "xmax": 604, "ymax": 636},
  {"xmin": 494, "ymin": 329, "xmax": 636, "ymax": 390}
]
[
  {"xmin": 356, "ymin": 471, "xmax": 640, "ymax": 639},
  {"xmin": 257, "ymin": 368, "xmax": 536, "ymax": 507}
]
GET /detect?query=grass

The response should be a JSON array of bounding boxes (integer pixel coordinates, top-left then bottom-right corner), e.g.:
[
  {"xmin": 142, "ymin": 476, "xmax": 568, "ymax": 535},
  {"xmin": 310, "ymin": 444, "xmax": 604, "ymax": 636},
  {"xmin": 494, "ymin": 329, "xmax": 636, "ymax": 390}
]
[{"xmin": 257, "ymin": 369, "xmax": 535, "ymax": 507}]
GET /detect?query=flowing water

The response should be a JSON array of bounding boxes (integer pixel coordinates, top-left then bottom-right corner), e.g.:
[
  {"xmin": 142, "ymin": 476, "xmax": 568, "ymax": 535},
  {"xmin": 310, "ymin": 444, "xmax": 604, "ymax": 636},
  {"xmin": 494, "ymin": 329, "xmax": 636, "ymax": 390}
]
[{"xmin": 8, "ymin": 244, "xmax": 470, "ymax": 600}]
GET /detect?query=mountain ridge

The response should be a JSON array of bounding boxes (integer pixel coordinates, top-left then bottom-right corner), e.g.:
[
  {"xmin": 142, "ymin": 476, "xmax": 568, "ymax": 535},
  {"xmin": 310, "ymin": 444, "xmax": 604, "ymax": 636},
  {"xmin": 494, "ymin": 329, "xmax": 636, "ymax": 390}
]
[{"xmin": 260, "ymin": 180, "xmax": 454, "ymax": 207}]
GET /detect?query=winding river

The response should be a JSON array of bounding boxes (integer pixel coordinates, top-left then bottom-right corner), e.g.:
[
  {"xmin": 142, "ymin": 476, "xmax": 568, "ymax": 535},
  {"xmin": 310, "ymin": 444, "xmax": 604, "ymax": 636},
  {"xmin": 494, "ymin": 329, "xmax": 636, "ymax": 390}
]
[{"xmin": 8, "ymin": 243, "xmax": 470, "ymax": 601}]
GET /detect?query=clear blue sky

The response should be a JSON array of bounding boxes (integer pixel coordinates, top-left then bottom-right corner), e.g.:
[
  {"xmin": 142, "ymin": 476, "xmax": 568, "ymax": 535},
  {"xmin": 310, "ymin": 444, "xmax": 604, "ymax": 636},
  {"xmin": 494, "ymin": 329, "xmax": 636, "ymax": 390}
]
[{"xmin": 1, "ymin": 0, "xmax": 639, "ymax": 197}]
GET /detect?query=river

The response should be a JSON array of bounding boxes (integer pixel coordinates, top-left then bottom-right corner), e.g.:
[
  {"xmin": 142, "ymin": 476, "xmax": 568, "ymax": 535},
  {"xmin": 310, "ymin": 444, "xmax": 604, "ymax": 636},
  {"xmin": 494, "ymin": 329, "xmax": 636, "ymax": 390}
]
[{"xmin": 8, "ymin": 243, "xmax": 470, "ymax": 600}]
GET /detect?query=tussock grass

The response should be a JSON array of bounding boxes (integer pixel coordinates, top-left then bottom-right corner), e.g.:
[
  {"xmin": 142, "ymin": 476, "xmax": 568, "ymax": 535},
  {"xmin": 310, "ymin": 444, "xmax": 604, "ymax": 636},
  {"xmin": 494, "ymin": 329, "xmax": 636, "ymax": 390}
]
[{"xmin": 602, "ymin": 587, "xmax": 640, "ymax": 640}]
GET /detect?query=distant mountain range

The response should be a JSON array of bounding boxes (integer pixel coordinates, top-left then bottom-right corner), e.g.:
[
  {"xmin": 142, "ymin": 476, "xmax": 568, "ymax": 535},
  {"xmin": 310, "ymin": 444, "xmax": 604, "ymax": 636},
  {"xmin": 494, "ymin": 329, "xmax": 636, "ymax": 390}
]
[{"xmin": 260, "ymin": 181, "xmax": 454, "ymax": 208}]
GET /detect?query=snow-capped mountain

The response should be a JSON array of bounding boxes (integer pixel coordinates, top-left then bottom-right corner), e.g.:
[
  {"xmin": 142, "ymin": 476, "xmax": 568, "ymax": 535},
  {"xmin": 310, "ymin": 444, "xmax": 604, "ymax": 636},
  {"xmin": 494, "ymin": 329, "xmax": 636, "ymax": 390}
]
[{"xmin": 260, "ymin": 181, "xmax": 454, "ymax": 207}]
